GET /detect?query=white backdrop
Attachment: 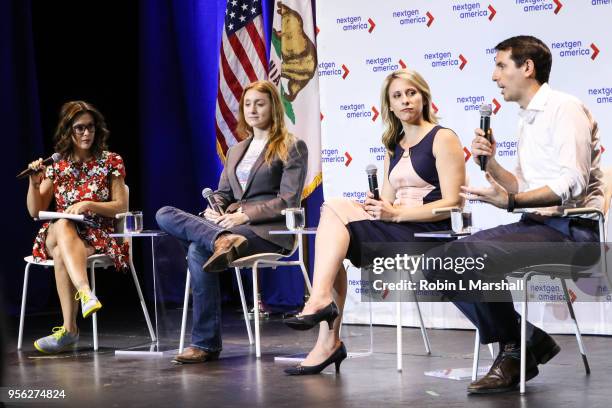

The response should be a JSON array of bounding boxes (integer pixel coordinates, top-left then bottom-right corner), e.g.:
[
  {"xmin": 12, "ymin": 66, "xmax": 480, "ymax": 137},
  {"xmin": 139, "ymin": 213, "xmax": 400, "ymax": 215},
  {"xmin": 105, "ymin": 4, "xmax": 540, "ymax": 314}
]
[{"xmin": 316, "ymin": 0, "xmax": 612, "ymax": 334}]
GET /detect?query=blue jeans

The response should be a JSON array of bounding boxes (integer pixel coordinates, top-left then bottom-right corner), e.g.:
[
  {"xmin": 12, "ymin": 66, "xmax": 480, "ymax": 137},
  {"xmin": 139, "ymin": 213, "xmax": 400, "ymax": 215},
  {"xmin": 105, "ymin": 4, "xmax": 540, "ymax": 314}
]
[{"xmin": 155, "ymin": 206, "xmax": 282, "ymax": 352}]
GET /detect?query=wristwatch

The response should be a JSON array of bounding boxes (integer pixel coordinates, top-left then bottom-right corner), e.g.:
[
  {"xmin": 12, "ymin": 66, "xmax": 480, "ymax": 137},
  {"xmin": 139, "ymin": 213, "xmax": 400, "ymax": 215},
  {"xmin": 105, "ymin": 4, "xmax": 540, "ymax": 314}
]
[{"xmin": 507, "ymin": 193, "xmax": 516, "ymax": 212}]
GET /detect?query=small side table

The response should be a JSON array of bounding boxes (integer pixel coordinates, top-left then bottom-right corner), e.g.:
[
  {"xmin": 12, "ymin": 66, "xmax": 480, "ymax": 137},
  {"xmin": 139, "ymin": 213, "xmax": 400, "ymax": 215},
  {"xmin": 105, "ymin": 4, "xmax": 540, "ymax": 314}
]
[{"xmin": 110, "ymin": 230, "xmax": 172, "ymax": 357}]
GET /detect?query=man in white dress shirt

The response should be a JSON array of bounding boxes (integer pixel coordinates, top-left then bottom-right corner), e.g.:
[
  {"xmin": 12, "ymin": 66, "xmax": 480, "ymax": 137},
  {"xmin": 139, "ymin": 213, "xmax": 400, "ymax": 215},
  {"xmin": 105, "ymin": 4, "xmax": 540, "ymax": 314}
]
[{"xmin": 423, "ymin": 35, "xmax": 604, "ymax": 394}]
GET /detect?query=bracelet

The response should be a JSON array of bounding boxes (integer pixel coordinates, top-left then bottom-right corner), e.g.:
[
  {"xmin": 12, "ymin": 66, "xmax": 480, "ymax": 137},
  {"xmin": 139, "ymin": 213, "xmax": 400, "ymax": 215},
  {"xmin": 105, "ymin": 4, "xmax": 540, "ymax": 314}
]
[{"xmin": 507, "ymin": 193, "xmax": 516, "ymax": 212}]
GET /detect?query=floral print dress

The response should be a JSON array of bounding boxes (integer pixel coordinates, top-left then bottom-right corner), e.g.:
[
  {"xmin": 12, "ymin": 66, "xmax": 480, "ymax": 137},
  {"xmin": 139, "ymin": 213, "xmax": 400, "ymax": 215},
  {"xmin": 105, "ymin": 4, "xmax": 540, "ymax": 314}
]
[{"xmin": 32, "ymin": 151, "xmax": 130, "ymax": 271}]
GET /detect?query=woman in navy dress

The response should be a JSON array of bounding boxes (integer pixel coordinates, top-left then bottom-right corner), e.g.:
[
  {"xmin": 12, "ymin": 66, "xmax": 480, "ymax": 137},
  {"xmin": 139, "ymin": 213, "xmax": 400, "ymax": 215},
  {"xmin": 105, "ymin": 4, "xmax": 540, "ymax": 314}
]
[{"xmin": 284, "ymin": 69, "xmax": 466, "ymax": 374}]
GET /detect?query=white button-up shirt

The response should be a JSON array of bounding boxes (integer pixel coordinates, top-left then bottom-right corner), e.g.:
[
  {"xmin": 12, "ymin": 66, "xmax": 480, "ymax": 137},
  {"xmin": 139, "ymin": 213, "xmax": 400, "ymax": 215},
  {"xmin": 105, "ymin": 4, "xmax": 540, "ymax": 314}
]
[{"xmin": 515, "ymin": 83, "xmax": 604, "ymax": 216}]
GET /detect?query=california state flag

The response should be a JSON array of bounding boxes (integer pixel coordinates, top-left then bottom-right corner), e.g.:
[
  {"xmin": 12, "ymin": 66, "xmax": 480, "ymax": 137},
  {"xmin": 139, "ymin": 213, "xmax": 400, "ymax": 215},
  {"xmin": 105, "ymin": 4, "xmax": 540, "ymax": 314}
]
[{"xmin": 269, "ymin": 0, "xmax": 321, "ymax": 198}]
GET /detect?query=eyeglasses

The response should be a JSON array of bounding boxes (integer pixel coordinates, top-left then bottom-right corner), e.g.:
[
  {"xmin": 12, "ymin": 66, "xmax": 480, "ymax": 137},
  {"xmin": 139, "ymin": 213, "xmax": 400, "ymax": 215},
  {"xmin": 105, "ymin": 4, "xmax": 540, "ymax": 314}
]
[{"xmin": 72, "ymin": 124, "xmax": 96, "ymax": 135}]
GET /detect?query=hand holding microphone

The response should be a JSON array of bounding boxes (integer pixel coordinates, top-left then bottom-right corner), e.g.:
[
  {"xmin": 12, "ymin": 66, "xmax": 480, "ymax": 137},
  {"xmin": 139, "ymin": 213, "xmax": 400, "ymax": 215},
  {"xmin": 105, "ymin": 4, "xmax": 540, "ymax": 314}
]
[
  {"xmin": 200, "ymin": 188, "xmax": 224, "ymax": 221},
  {"xmin": 365, "ymin": 164, "xmax": 380, "ymax": 200},
  {"xmin": 18, "ymin": 153, "xmax": 62, "ymax": 180},
  {"xmin": 475, "ymin": 104, "xmax": 493, "ymax": 171},
  {"xmin": 364, "ymin": 164, "xmax": 396, "ymax": 221}
]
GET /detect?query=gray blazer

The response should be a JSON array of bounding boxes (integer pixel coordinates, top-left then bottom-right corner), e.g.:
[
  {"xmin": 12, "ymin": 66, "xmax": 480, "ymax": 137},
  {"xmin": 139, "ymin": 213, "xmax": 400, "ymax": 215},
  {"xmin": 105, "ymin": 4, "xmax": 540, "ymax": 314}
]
[{"xmin": 213, "ymin": 137, "xmax": 308, "ymax": 251}]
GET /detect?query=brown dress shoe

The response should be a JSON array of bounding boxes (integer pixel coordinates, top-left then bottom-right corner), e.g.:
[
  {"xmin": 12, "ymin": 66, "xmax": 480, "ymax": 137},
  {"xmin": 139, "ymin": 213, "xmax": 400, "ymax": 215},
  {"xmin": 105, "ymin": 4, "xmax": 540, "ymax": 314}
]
[
  {"xmin": 203, "ymin": 234, "xmax": 248, "ymax": 273},
  {"xmin": 468, "ymin": 342, "xmax": 539, "ymax": 394},
  {"xmin": 172, "ymin": 347, "xmax": 220, "ymax": 364}
]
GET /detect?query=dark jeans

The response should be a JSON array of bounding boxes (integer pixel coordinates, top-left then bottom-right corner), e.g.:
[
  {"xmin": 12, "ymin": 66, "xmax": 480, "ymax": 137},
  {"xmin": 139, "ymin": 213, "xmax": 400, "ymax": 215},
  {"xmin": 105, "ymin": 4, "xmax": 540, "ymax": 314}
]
[
  {"xmin": 155, "ymin": 206, "xmax": 281, "ymax": 352},
  {"xmin": 423, "ymin": 214, "xmax": 599, "ymax": 344}
]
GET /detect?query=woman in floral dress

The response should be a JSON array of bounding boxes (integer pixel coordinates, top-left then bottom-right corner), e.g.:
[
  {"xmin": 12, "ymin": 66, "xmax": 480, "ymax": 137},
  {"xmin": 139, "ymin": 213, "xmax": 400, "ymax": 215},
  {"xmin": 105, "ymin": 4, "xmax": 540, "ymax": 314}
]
[{"xmin": 26, "ymin": 101, "xmax": 129, "ymax": 353}]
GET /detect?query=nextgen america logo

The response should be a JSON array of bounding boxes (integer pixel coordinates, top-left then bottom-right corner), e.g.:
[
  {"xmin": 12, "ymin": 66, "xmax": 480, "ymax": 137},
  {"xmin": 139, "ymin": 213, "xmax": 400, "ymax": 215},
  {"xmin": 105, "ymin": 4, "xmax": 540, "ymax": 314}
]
[
  {"xmin": 392, "ymin": 8, "xmax": 431, "ymax": 26},
  {"xmin": 335, "ymin": 15, "xmax": 369, "ymax": 32},
  {"xmin": 365, "ymin": 57, "xmax": 400, "ymax": 73},
  {"xmin": 339, "ymin": 103, "xmax": 373, "ymax": 120},
  {"xmin": 551, "ymin": 40, "xmax": 597, "ymax": 59},
  {"xmin": 452, "ymin": 2, "xmax": 495, "ymax": 20},
  {"xmin": 515, "ymin": 0, "xmax": 562, "ymax": 13},
  {"xmin": 369, "ymin": 146, "xmax": 386, "ymax": 162},
  {"xmin": 424, "ymin": 51, "xmax": 467, "ymax": 70},
  {"xmin": 318, "ymin": 62, "xmax": 343, "ymax": 78},
  {"xmin": 456, "ymin": 95, "xmax": 486, "ymax": 112},
  {"xmin": 588, "ymin": 87, "xmax": 612, "ymax": 104}
]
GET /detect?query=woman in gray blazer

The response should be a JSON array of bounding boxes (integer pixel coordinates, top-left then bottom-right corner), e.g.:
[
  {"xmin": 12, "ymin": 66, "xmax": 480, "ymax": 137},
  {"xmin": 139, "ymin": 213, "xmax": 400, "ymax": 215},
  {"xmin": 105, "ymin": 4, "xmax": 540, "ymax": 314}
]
[{"xmin": 156, "ymin": 80, "xmax": 307, "ymax": 364}]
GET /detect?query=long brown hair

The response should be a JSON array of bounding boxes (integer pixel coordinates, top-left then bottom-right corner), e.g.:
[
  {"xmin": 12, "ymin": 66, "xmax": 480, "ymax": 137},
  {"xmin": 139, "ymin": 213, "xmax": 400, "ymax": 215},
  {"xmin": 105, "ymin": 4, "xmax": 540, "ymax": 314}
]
[
  {"xmin": 380, "ymin": 69, "xmax": 438, "ymax": 155},
  {"xmin": 53, "ymin": 101, "xmax": 109, "ymax": 158},
  {"xmin": 236, "ymin": 80, "xmax": 294, "ymax": 164}
]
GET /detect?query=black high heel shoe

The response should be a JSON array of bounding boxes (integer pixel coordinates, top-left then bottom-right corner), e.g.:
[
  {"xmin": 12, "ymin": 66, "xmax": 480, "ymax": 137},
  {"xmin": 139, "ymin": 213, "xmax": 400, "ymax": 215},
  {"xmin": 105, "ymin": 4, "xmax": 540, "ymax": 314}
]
[
  {"xmin": 283, "ymin": 301, "xmax": 339, "ymax": 331},
  {"xmin": 284, "ymin": 342, "xmax": 347, "ymax": 376}
]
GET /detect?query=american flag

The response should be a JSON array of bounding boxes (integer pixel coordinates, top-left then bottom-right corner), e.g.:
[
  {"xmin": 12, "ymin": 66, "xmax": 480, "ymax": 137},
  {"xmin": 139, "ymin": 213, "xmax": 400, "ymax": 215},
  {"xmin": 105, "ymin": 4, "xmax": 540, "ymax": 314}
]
[{"xmin": 215, "ymin": 0, "xmax": 268, "ymax": 159}]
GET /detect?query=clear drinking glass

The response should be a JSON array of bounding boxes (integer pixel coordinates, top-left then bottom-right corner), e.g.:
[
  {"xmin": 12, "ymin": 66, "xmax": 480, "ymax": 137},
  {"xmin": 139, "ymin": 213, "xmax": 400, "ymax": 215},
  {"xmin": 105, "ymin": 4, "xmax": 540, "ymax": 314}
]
[
  {"xmin": 124, "ymin": 211, "xmax": 144, "ymax": 233},
  {"xmin": 282, "ymin": 208, "xmax": 305, "ymax": 230},
  {"xmin": 462, "ymin": 206, "xmax": 472, "ymax": 233},
  {"xmin": 450, "ymin": 208, "xmax": 463, "ymax": 233}
]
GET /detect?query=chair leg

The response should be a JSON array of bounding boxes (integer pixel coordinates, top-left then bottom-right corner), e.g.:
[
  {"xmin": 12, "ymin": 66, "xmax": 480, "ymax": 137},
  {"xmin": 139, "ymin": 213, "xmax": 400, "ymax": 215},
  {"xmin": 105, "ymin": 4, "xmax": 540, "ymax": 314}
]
[
  {"xmin": 520, "ymin": 276, "xmax": 530, "ymax": 395},
  {"xmin": 18, "ymin": 263, "xmax": 32, "ymax": 350},
  {"xmin": 129, "ymin": 260, "xmax": 156, "ymax": 342},
  {"xmin": 414, "ymin": 298, "xmax": 431, "ymax": 355},
  {"xmin": 253, "ymin": 262, "xmax": 261, "ymax": 358},
  {"xmin": 472, "ymin": 329, "xmax": 480, "ymax": 381},
  {"xmin": 297, "ymin": 236, "xmax": 313, "ymax": 295},
  {"xmin": 298, "ymin": 261, "xmax": 312, "ymax": 295},
  {"xmin": 91, "ymin": 262, "xmax": 98, "ymax": 351},
  {"xmin": 488, "ymin": 343, "xmax": 495, "ymax": 358},
  {"xmin": 235, "ymin": 267, "xmax": 254, "ymax": 345},
  {"xmin": 396, "ymin": 301, "xmax": 402, "ymax": 372},
  {"xmin": 179, "ymin": 268, "xmax": 191, "ymax": 354},
  {"xmin": 561, "ymin": 279, "xmax": 590, "ymax": 374}
]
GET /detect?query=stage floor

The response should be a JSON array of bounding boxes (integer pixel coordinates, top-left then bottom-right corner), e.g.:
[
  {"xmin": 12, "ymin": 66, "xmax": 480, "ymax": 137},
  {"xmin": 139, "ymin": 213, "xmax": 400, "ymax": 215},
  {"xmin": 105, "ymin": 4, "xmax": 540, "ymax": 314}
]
[{"xmin": 3, "ymin": 307, "xmax": 611, "ymax": 407}]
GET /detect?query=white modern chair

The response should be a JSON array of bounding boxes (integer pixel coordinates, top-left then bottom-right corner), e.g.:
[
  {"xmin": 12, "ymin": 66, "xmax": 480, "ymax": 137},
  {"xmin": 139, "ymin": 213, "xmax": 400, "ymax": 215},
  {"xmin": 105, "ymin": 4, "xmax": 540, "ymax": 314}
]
[
  {"xmin": 178, "ymin": 225, "xmax": 311, "ymax": 358},
  {"xmin": 18, "ymin": 185, "xmax": 156, "ymax": 351},
  {"xmin": 474, "ymin": 168, "xmax": 612, "ymax": 394}
]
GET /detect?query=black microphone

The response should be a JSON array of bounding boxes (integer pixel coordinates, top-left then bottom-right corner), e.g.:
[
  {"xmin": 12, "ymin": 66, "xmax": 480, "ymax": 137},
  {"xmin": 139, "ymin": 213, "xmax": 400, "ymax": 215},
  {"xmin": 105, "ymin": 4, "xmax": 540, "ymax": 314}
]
[
  {"xmin": 479, "ymin": 104, "xmax": 493, "ymax": 171},
  {"xmin": 17, "ymin": 153, "xmax": 62, "ymax": 179},
  {"xmin": 202, "ymin": 188, "xmax": 225, "ymax": 215},
  {"xmin": 365, "ymin": 164, "xmax": 380, "ymax": 200}
]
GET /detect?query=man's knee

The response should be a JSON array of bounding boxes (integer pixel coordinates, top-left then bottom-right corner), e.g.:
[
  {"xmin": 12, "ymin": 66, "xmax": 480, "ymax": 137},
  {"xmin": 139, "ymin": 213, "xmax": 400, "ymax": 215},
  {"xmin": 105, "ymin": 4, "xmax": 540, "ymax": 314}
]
[{"xmin": 155, "ymin": 206, "xmax": 177, "ymax": 229}]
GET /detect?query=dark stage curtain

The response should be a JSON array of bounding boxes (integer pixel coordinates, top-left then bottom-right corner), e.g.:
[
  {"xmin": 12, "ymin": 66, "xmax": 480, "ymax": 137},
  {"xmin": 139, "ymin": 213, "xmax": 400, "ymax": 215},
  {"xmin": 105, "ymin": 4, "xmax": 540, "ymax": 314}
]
[
  {"xmin": 1, "ymin": 0, "xmax": 318, "ymax": 317},
  {"xmin": 0, "ymin": 0, "xmax": 51, "ymax": 315},
  {"xmin": 138, "ymin": 0, "xmax": 311, "ymax": 308}
]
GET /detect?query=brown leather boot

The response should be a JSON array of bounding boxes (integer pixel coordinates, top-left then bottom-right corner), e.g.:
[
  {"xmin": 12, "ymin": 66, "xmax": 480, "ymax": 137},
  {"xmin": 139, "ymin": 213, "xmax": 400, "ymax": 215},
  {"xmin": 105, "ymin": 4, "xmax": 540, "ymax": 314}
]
[
  {"xmin": 202, "ymin": 234, "xmax": 248, "ymax": 273},
  {"xmin": 467, "ymin": 342, "xmax": 539, "ymax": 394},
  {"xmin": 172, "ymin": 347, "xmax": 220, "ymax": 364}
]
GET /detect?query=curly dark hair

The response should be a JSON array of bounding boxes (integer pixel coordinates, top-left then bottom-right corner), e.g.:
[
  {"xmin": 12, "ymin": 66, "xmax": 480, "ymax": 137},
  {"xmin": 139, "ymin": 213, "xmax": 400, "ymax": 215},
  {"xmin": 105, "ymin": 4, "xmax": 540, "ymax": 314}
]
[{"xmin": 53, "ymin": 101, "xmax": 110, "ymax": 158}]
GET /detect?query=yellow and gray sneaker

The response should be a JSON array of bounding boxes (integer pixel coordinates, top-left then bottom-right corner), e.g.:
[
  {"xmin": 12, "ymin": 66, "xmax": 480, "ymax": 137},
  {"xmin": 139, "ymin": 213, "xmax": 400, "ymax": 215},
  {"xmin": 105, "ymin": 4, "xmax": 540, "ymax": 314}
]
[
  {"xmin": 34, "ymin": 326, "xmax": 79, "ymax": 354},
  {"xmin": 75, "ymin": 289, "xmax": 102, "ymax": 318}
]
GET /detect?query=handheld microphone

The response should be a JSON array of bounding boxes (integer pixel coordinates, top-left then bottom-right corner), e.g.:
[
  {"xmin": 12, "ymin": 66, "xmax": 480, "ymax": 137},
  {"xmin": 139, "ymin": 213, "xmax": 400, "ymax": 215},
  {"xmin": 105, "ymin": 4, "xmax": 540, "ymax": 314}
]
[
  {"xmin": 17, "ymin": 153, "xmax": 62, "ymax": 179},
  {"xmin": 202, "ymin": 188, "xmax": 224, "ymax": 215},
  {"xmin": 365, "ymin": 164, "xmax": 380, "ymax": 200},
  {"xmin": 479, "ymin": 104, "xmax": 493, "ymax": 171}
]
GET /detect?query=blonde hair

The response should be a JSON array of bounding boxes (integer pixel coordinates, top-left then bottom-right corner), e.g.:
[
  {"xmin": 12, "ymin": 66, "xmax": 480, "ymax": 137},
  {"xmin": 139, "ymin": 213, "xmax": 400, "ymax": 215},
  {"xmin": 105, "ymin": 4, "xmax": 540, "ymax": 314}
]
[
  {"xmin": 236, "ymin": 80, "xmax": 294, "ymax": 164},
  {"xmin": 380, "ymin": 69, "xmax": 438, "ymax": 155}
]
